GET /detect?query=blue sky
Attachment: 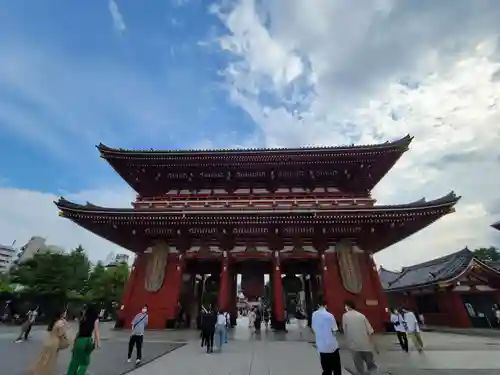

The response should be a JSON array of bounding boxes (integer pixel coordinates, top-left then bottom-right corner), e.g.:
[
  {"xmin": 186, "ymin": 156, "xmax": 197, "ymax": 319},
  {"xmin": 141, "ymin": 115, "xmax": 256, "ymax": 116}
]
[
  {"xmin": 0, "ymin": 0, "xmax": 499, "ymax": 269},
  {"xmin": 0, "ymin": 0, "xmax": 259, "ymax": 194}
]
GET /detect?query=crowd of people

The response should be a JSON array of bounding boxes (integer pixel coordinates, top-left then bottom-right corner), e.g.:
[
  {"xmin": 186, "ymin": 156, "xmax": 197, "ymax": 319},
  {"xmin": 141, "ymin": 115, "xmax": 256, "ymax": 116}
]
[
  {"xmin": 15, "ymin": 303, "xmax": 148, "ymax": 375},
  {"xmin": 9, "ymin": 296, "xmax": 429, "ymax": 375}
]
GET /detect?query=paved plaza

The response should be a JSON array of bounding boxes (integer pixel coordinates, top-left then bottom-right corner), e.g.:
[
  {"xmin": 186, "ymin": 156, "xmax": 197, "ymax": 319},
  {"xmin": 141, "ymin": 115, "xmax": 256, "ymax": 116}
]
[{"xmin": 1, "ymin": 318, "xmax": 500, "ymax": 374}]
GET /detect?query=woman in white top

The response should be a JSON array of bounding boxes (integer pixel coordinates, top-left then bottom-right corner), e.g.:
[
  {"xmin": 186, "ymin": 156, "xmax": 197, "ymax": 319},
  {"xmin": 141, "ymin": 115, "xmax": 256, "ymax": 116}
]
[{"xmin": 214, "ymin": 311, "xmax": 227, "ymax": 351}]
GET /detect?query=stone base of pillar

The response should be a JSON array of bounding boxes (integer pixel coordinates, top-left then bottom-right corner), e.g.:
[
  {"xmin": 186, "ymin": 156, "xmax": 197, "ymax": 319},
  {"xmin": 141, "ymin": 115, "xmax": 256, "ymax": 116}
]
[
  {"xmin": 114, "ymin": 318, "xmax": 125, "ymax": 329},
  {"xmin": 165, "ymin": 319, "xmax": 177, "ymax": 329},
  {"xmin": 273, "ymin": 320, "xmax": 286, "ymax": 331}
]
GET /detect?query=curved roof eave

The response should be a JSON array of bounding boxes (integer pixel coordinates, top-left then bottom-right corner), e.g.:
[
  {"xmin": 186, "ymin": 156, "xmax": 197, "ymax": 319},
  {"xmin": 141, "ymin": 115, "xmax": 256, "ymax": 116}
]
[
  {"xmin": 96, "ymin": 135, "xmax": 414, "ymax": 157},
  {"xmin": 54, "ymin": 191, "xmax": 460, "ymax": 215}
]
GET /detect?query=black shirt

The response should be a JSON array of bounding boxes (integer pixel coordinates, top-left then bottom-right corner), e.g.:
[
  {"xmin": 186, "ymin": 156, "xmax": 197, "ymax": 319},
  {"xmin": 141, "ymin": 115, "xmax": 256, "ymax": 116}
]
[{"xmin": 78, "ymin": 317, "xmax": 95, "ymax": 338}]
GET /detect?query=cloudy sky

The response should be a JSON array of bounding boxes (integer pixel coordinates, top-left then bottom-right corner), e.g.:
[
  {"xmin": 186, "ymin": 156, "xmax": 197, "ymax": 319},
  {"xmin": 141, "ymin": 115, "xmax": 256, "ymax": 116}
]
[{"xmin": 0, "ymin": 0, "xmax": 499, "ymax": 270}]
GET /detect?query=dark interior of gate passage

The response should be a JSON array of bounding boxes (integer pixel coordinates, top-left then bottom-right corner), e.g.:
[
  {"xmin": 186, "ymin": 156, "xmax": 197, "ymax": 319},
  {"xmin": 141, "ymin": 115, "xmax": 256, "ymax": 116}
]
[{"xmin": 55, "ymin": 135, "xmax": 460, "ymax": 330}]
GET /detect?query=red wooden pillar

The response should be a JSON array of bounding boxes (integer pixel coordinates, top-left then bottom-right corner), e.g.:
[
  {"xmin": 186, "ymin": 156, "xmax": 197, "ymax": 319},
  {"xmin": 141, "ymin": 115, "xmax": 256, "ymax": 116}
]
[
  {"xmin": 120, "ymin": 256, "xmax": 139, "ymax": 310},
  {"xmin": 447, "ymin": 291, "xmax": 472, "ymax": 328},
  {"xmin": 367, "ymin": 252, "xmax": 389, "ymax": 329},
  {"xmin": 161, "ymin": 253, "xmax": 185, "ymax": 329},
  {"xmin": 321, "ymin": 251, "xmax": 345, "ymax": 319},
  {"xmin": 218, "ymin": 251, "xmax": 230, "ymax": 311},
  {"xmin": 272, "ymin": 251, "xmax": 286, "ymax": 330},
  {"xmin": 118, "ymin": 255, "xmax": 140, "ymax": 327},
  {"xmin": 229, "ymin": 269, "xmax": 238, "ymax": 326}
]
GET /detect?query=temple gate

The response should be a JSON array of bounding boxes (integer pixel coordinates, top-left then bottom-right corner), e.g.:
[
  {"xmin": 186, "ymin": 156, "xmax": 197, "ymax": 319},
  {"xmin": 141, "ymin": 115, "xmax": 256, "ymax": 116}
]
[{"xmin": 55, "ymin": 135, "xmax": 460, "ymax": 331}]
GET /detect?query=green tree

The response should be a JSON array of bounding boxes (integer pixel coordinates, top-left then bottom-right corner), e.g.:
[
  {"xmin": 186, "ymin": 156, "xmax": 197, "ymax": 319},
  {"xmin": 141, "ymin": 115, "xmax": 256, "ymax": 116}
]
[
  {"xmin": 86, "ymin": 262, "xmax": 129, "ymax": 313},
  {"xmin": 10, "ymin": 252, "xmax": 73, "ymax": 313},
  {"xmin": 473, "ymin": 246, "xmax": 500, "ymax": 262},
  {"xmin": 0, "ymin": 272, "xmax": 14, "ymax": 293},
  {"xmin": 66, "ymin": 245, "xmax": 92, "ymax": 297},
  {"xmin": 9, "ymin": 246, "xmax": 91, "ymax": 315}
]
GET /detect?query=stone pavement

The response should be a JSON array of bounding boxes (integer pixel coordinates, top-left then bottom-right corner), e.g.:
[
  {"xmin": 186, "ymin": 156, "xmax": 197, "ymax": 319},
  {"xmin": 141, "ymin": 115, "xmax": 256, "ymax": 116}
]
[
  {"xmin": 0, "ymin": 323, "xmax": 181, "ymax": 375},
  {"xmin": 126, "ymin": 319, "xmax": 500, "ymax": 375},
  {"xmin": 423, "ymin": 325, "xmax": 500, "ymax": 338},
  {"xmin": 3, "ymin": 319, "xmax": 500, "ymax": 374},
  {"xmin": 129, "ymin": 339, "xmax": 345, "ymax": 375}
]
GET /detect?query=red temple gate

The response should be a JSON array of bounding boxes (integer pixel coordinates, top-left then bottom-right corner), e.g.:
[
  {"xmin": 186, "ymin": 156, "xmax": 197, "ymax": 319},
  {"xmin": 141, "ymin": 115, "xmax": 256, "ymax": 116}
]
[{"xmin": 55, "ymin": 135, "xmax": 459, "ymax": 331}]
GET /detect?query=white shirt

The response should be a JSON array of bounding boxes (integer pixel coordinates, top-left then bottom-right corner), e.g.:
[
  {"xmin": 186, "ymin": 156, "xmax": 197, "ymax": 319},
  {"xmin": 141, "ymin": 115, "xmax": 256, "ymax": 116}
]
[
  {"xmin": 390, "ymin": 313, "xmax": 406, "ymax": 333},
  {"xmin": 28, "ymin": 310, "xmax": 38, "ymax": 323},
  {"xmin": 342, "ymin": 309, "xmax": 374, "ymax": 352},
  {"xmin": 311, "ymin": 307, "xmax": 338, "ymax": 353},
  {"xmin": 216, "ymin": 313, "xmax": 226, "ymax": 326},
  {"xmin": 403, "ymin": 311, "xmax": 420, "ymax": 332}
]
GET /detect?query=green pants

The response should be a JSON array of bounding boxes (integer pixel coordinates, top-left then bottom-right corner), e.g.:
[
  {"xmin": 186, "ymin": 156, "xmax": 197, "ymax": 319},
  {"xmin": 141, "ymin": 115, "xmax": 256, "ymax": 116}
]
[{"xmin": 66, "ymin": 337, "xmax": 93, "ymax": 375}]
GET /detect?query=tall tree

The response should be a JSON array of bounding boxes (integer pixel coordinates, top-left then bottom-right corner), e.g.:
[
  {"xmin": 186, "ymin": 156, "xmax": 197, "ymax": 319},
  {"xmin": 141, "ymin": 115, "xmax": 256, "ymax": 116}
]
[
  {"xmin": 473, "ymin": 246, "xmax": 500, "ymax": 262},
  {"xmin": 67, "ymin": 245, "xmax": 91, "ymax": 297},
  {"xmin": 86, "ymin": 262, "xmax": 129, "ymax": 312},
  {"xmin": 0, "ymin": 273, "xmax": 14, "ymax": 293},
  {"xmin": 10, "ymin": 252, "xmax": 73, "ymax": 313}
]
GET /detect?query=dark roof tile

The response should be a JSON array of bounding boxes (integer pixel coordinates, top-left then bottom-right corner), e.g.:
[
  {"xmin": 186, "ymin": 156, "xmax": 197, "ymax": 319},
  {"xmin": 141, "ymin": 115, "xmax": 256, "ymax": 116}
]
[{"xmin": 380, "ymin": 248, "xmax": 473, "ymax": 291}]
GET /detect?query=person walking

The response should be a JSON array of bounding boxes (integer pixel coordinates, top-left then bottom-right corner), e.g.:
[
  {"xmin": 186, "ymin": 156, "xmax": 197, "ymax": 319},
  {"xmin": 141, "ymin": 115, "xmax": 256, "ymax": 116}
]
[
  {"xmin": 15, "ymin": 307, "xmax": 38, "ymax": 343},
  {"xmin": 263, "ymin": 308, "xmax": 270, "ymax": 329},
  {"xmin": 248, "ymin": 308, "xmax": 256, "ymax": 331},
  {"xmin": 254, "ymin": 307, "xmax": 262, "ymax": 333},
  {"xmin": 401, "ymin": 306, "xmax": 424, "ymax": 352},
  {"xmin": 295, "ymin": 305, "xmax": 307, "ymax": 338},
  {"xmin": 28, "ymin": 309, "xmax": 70, "ymax": 375},
  {"xmin": 390, "ymin": 308, "xmax": 408, "ymax": 352},
  {"xmin": 214, "ymin": 310, "xmax": 227, "ymax": 352},
  {"xmin": 311, "ymin": 296, "xmax": 342, "ymax": 375},
  {"xmin": 223, "ymin": 311, "xmax": 230, "ymax": 344},
  {"xmin": 342, "ymin": 300, "xmax": 378, "ymax": 375},
  {"xmin": 201, "ymin": 306, "xmax": 216, "ymax": 353},
  {"xmin": 66, "ymin": 304, "xmax": 101, "ymax": 375},
  {"xmin": 200, "ymin": 305, "xmax": 208, "ymax": 348},
  {"xmin": 127, "ymin": 304, "xmax": 148, "ymax": 365}
]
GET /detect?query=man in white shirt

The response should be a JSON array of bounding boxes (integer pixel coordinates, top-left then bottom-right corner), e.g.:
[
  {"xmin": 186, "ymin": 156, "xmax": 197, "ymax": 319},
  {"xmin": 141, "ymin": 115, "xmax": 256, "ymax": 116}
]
[
  {"xmin": 342, "ymin": 300, "xmax": 378, "ymax": 375},
  {"xmin": 401, "ymin": 307, "xmax": 424, "ymax": 352},
  {"xmin": 390, "ymin": 308, "xmax": 408, "ymax": 352},
  {"xmin": 311, "ymin": 296, "xmax": 342, "ymax": 375}
]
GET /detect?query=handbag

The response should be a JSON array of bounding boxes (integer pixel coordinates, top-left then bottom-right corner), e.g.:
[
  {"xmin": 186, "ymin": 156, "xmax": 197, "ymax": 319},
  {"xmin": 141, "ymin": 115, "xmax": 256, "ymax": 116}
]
[{"xmin": 58, "ymin": 334, "xmax": 70, "ymax": 350}]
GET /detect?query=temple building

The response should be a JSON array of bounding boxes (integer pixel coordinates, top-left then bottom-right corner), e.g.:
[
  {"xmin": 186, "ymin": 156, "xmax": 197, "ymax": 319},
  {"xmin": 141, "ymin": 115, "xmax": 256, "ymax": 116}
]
[
  {"xmin": 380, "ymin": 248, "xmax": 500, "ymax": 328},
  {"xmin": 55, "ymin": 135, "xmax": 460, "ymax": 331}
]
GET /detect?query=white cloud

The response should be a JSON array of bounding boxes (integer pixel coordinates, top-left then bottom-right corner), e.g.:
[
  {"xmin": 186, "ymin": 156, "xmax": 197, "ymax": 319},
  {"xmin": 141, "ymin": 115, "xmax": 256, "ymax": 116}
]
[
  {"xmin": 108, "ymin": 0, "xmax": 126, "ymax": 34},
  {"xmin": 0, "ymin": 186, "xmax": 136, "ymax": 263},
  {"xmin": 213, "ymin": 0, "xmax": 500, "ymax": 268}
]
